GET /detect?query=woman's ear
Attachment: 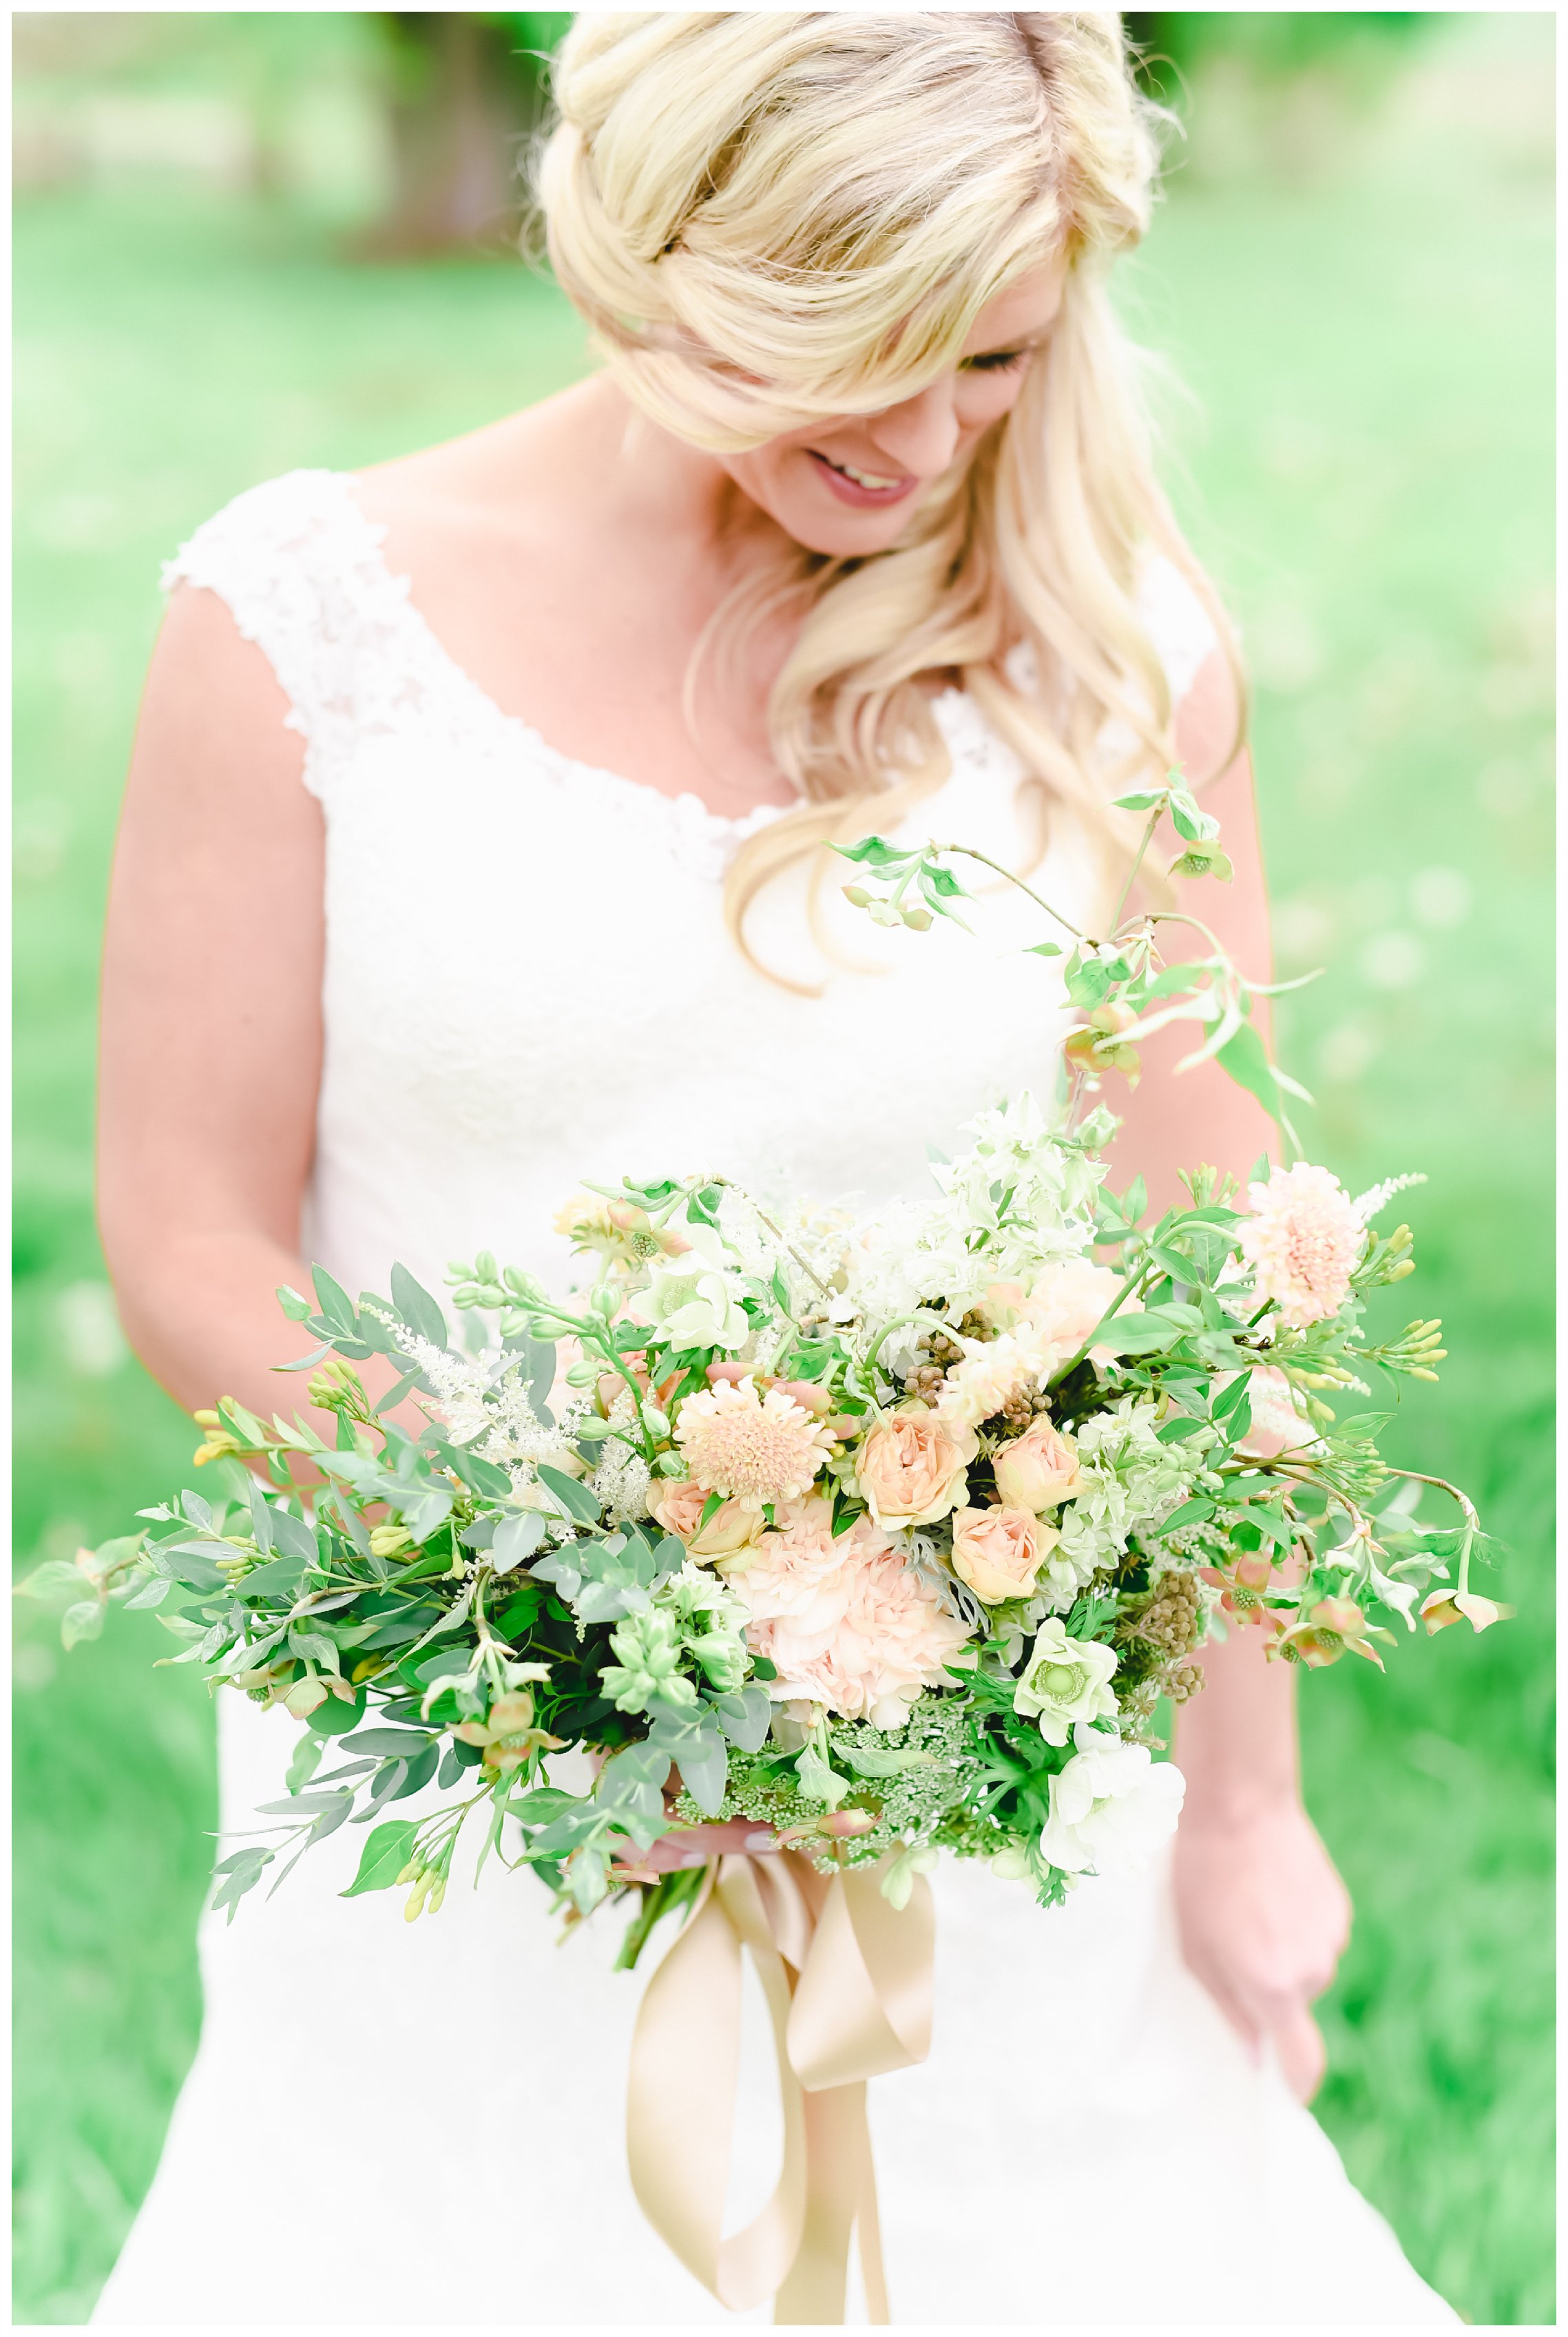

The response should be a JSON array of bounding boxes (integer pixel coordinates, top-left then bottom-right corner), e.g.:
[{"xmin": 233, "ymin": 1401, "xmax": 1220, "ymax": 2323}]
[{"xmin": 1173, "ymin": 644, "xmax": 1246, "ymax": 791}]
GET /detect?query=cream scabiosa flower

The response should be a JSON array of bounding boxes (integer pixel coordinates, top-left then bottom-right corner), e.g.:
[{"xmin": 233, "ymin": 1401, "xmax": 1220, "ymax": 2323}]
[
  {"xmin": 1014, "ymin": 1620, "xmax": 1118, "ymax": 1744},
  {"xmin": 674, "ymin": 1376, "xmax": 835, "ymax": 1513},
  {"xmin": 1038, "ymin": 1725, "xmax": 1185, "ymax": 1875},
  {"xmin": 1238, "ymin": 1162, "xmax": 1364, "ymax": 1328}
]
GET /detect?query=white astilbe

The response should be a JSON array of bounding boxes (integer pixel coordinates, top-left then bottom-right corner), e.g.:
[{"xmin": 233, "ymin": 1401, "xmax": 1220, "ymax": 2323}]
[
  {"xmin": 591, "ymin": 1389, "xmax": 652, "ymax": 1526},
  {"xmin": 381, "ymin": 1319, "xmax": 596, "ymax": 1505},
  {"xmin": 479, "ymin": 1367, "xmax": 576, "ymax": 1469},
  {"xmin": 1352, "ymin": 1171, "xmax": 1428, "ymax": 1224},
  {"xmin": 385, "ymin": 1327, "xmax": 492, "ymax": 1445},
  {"xmin": 1045, "ymin": 1399, "xmax": 1213, "ymax": 1611}
]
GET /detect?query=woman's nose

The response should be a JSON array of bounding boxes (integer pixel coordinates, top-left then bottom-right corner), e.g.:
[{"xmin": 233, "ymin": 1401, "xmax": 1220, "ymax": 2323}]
[{"xmin": 866, "ymin": 376, "xmax": 962, "ymax": 478}]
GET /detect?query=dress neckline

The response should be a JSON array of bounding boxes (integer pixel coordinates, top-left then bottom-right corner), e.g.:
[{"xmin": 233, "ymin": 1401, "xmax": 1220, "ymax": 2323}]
[{"xmin": 331, "ymin": 469, "xmax": 796, "ymax": 848}]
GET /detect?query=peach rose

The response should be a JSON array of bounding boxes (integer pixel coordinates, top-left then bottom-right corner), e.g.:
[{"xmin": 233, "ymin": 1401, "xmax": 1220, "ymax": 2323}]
[
  {"xmin": 950, "ymin": 1505, "xmax": 1058, "ymax": 1604},
  {"xmin": 855, "ymin": 1403, "xmax": 974, "ymax": 1529},
  {"xmin": 647, "ymin": 1477, "xmax": 764, "ymax": 1566},
  {"xmin": 992, "ymin": 1416, "xmax": 1082, "ymax": 1513}
]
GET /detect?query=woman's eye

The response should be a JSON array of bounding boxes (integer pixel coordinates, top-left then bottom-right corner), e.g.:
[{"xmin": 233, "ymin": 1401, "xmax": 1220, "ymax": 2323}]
[{"xmin": 962, "ymin": 348, "xmax": 1028, "ymax": 375}]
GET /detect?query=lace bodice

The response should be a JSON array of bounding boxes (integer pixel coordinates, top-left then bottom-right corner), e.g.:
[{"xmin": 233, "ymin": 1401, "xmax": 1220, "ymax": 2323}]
[{"xmin": 163, "ymin": 469, "xmax": 1217, "ymax": 1305}]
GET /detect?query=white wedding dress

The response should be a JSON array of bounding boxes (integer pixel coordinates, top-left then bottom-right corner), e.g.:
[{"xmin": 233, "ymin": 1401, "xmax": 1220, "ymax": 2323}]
[{"xmin": 94, "ymin": 470, "xmax": 1456, "ymax": 2330}]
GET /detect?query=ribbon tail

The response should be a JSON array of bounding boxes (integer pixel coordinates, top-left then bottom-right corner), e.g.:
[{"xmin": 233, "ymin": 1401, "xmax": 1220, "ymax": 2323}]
[
  {"xmin": 626, "ymin": 1861, "xmax": 806, "ymax": 2314},
  {"xmin": 773, "ymin": 2079, "xmax": 891, "ymax": 2327},
  {"xmin": 625, "ymin": 1853, "xmax": 932, "ymax": 2326}
]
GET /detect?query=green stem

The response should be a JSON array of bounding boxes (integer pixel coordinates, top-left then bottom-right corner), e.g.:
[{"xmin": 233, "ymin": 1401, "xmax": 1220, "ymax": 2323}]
[
  {"xmin": 1045, "ymin": 1263, "xmax": 1153, "ymax": 1390},
  {"xmin": 713, "ymin": 1181, "xmax": 837, "ymax": 1303},
  {"xmin": 924, "ymin": 843, "xmax": 1089, "ymax": 943},
  {"xmin": 1109, "ymin": 807, "xmax": 1164, "ymax": 933}
]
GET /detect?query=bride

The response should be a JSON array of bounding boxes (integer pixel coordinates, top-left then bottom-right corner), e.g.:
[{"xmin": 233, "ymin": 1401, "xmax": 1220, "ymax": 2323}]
[{"xmin": 92, "ymin": 14, "xmax": 1456, "ymax": 2327}]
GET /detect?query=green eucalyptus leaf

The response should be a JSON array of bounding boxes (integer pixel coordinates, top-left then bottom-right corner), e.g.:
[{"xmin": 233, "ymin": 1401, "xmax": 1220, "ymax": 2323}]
[
  {"xmin": 341, "ymin": 1819, "xmax": 421, "ymax": 1897},
  {"xmin": 390, "ymin": 1263, "xmax": 448, "ymax": 1351},
  {"xmin": 61, "ymin": 1599, "xmax": 105, "ymax": 1649},
  {"xmin": 536, "ymin": 1465, "xmax": 601, "ymax": 1524},
  {"xmin": 306, "ymin": 1688, "xmax": 368, "ymax": 1737},
  {"xmin": 493, "ymin": 1511, "xmax": 547, "ymax": 1571},
  {"xmin": 311, "ymin": 1266, "xmax": 357, "ymax": 1334}
]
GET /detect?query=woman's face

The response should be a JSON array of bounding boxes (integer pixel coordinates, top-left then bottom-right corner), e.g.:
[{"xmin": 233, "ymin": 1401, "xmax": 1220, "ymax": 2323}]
[{"xmin": 721, "ymin": 261, "xmax": 1068, "ymax": 557}]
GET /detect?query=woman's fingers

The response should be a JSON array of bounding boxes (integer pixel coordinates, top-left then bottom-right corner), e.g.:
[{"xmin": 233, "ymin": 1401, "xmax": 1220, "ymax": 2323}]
[
  {"xmin": 1270, "ymin": 2002, "xmax": 1328, "ymax": 2103},
  {"xmin": 634, "ymin": 1821, "xmax": 775, "ymax": 1874}
]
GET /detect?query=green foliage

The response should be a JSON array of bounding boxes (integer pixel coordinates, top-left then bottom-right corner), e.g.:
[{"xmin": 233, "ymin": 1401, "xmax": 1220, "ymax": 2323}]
[{"xmin": 1125, "ymin": 10, "xmax": 1435, "ymax": 99}]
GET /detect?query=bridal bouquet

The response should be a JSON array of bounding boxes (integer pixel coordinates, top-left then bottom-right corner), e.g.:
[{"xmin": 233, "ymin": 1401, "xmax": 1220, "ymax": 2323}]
[{"xmin": 27, "ymin": 1109, "xmax": 1487, "ymax": 1951}]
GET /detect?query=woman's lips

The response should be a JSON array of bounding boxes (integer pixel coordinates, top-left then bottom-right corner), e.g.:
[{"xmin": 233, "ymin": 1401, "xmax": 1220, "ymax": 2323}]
[{"xmin": 806, "ymin": 448, "xmax": 919, "ymax": 508}]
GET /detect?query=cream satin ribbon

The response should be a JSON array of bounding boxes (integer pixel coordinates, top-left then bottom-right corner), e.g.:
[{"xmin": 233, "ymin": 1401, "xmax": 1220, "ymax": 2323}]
[{"xmin": 625, "ymin": 1849, "xmax": 935, "ymax": 2325}]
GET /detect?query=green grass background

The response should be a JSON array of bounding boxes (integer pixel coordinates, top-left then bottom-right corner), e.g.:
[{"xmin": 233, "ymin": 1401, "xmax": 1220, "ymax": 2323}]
[{"xmin": 12, "ymin": 13, "xmax": 1553, "ymax": 2326}]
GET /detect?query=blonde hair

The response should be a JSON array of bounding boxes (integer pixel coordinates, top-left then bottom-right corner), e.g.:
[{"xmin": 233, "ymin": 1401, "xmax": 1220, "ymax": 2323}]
[{"xmin": 536, "ymin": 12, "xmax": 1244, "ymax": 985}]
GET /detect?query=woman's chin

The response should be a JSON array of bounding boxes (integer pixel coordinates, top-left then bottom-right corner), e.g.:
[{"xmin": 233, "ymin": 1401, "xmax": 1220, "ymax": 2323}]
[{"xmin": 768, "ymin": 493, "xmax": 917, "ymax": 558}]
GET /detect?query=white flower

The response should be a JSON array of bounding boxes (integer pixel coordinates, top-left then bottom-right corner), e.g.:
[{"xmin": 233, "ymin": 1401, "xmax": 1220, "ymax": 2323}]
[
  {"xmin": 1351, "ymin": 1171, "xmax": 1427, "ymax": 1224},
  {"xmin": 634, "ymin": 1220, "xmax": 751, "ymax": 1351},
  {"xmin": 589, "ymin": 1390, "xmax": 653, "ymax": 1525},
  {"xmin": 836, "ymin": 1093, "xmax": 1104, "ymax": 1332},
  {"xmin": 1014, "ymin": 1620, "xmax": 1119, "ymax": 1745},
  {"xmin": 1038, "ymin": 1724, "xmax": 1186, "ymax": 1876}
]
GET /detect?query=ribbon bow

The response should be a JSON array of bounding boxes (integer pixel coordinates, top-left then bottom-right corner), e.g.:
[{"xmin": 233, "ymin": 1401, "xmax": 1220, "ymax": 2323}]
[{"xmin": 625, "ymin": 1849, "xmax": 935, "ymax": 2324}]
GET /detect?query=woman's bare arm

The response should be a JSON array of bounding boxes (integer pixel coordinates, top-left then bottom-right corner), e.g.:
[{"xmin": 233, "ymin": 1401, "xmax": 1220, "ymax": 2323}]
[
  {"xmin": 97, "ymin": 584, "xmax": 338, "ymax": 1427},
  {"xmin": 1104, "ymin": 650, "xmax": 1350, "ymax": 2102}
]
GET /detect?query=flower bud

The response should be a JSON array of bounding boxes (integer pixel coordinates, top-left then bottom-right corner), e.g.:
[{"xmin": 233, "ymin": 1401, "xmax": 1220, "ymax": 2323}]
[
  {"xmin": 901, "ymin": 905, "xmax": 933, "ymax": 931},
  {"xmin": 817, "ymin": 1807, "xmax": 877, "ymax": 1838},
  {"xmin": 842, "ymin": 884, "xmax": 872, "ymax": 908},
  {"xmin": 487, "ymin": 1691, "xmax": 536, "ymax": 1737}
]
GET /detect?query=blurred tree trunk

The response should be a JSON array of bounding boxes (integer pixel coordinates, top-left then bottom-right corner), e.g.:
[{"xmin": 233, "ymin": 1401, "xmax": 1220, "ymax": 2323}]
[{"xmin": 356, "ymin": 12, "xmax": 555, "ymax": 258}]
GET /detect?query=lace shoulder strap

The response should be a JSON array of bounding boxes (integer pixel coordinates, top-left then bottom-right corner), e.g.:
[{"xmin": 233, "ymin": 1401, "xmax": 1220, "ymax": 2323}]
[{"xmin": 160, "ymin": 469, "xmax": 415, "ymax": 796}]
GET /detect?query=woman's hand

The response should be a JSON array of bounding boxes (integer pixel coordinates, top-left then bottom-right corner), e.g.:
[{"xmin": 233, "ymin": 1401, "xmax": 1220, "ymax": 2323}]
[
  {"xmin": 614, "ymin": 1820, "xmax": 776, "ymax": 1882},
  {"xmin": 1171, "ymin": 1794, "xmax": 1350, "ymax": 2102}
]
